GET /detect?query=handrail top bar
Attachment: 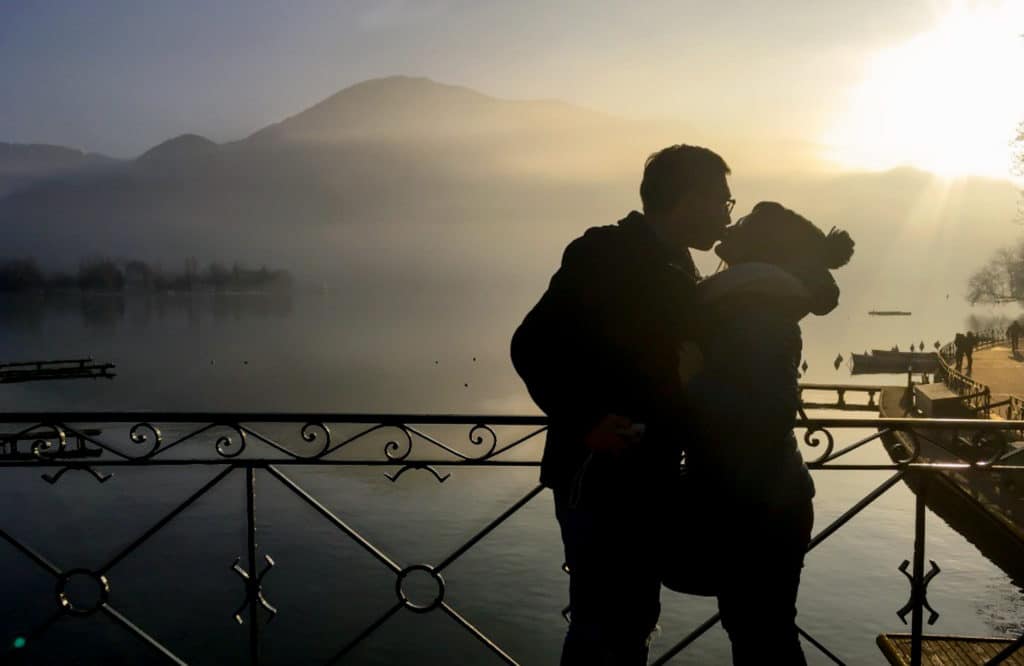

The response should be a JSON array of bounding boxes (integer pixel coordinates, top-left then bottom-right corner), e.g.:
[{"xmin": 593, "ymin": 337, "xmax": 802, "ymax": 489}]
[{"xmin": 0, "ymin": 412, "xmax": 1023, "ymax": 429}]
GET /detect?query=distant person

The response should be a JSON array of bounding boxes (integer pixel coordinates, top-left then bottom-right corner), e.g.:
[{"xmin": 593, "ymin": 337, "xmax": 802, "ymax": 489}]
[
  {"xmin": 954, "ymin": 333, "xmax": 966, "ymax": 371},
  {"xmin": 965, "ymin": 331, "xmax": 977, "ymax": 373},
  {"xmin": 674, "ymin": 201, "xmax": 854, "ymax": 665},
  {"xmin": 1007, "ymin": 321, "xmax": 1021, "ymax": 354},
  {"xmin": 511, "ymin": 144, "xmax": 733, "ymax": 664}
]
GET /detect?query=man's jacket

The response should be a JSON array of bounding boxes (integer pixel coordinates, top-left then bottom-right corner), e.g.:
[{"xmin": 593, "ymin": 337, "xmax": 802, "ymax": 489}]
[{"xmin": 510, "ymin": 211, "xmax": 699, "ymax": 489}]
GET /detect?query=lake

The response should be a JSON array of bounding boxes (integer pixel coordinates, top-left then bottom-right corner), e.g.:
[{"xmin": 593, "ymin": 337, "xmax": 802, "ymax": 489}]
[{"xmin": 0, "ymin": 288, "xmax": 1021, "ymax": 664}]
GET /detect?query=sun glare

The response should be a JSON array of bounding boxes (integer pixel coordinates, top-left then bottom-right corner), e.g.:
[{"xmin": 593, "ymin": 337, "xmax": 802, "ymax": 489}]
[{"xmin": 824, "ymin": 2, "xmax": 1024, "ymax": 179}]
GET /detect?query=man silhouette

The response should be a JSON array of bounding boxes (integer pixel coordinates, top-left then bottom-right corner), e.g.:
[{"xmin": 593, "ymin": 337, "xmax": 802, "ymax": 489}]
[
  {"xmin": 954, "ymin": 333, "xmax": 966, "ymax": 372},
  {"xmin": 511, "ymin": 145, "xmax": 732, "ymax": 664}
]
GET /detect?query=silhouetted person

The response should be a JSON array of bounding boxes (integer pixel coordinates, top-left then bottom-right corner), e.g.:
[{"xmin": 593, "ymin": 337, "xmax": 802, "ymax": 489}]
[
  {"xmin": 511, "ymin": 145, "xmax": 733, "ymax": 664},
  {"xmin": 954, "ymin": 333, "xmax": 966, "ymax": 371},
  {"xmin": 965, "ymin": 331, "xmax": 977, "ymax": 373},
  {"xmin": 1007, "ymin": 321, "xmax": 1021, "ymax": 354},
  {"xmin": 679, "ymin": 202, "xmax": 854, "ymax": 664}
]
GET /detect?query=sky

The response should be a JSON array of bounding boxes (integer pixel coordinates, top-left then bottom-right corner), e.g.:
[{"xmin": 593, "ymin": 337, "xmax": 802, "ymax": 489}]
[{"xmin": 1, "ymin": 0, "xmax": 1022, "ymax": 178}]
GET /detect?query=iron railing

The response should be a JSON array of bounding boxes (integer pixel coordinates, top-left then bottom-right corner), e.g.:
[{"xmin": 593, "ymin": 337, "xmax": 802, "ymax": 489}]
[
  {"xmin": 0, "ymin": 396, "xmax": 1022, "ymax": 665},
  {"xmin": 935, "ymin": 330, "xmax": 1005, "ymax": 416}
]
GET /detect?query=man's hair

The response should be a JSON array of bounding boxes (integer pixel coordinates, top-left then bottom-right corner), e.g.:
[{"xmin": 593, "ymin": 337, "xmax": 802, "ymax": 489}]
[{"xmin": 640, "ymin": 144, "xmax": 730, "ymax": 215}]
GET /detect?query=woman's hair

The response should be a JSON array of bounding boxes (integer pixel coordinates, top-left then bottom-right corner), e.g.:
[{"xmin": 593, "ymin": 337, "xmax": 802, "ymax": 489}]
[{"xmin": 714, "ymin": 201, "xmax": 854, "ymax": 270}]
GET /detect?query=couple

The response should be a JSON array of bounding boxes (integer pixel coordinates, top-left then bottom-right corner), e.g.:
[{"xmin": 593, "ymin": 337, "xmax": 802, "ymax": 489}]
[{"xmin": 510, "ymin": 144, "xmax": 854, "ymax": 665}]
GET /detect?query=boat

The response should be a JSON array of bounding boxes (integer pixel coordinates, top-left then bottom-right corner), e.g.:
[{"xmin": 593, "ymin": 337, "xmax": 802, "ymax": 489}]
[
  {"xmin": 850, "ymin": 350, "xmax": 941, "ymax": 374},
  {"xmin": 869, "ymin": 310, "xmax": 912, "ymax": 316},
  {"xmin": 878, "ymin": 386, "xmax": 1024, "ymax": 585}
]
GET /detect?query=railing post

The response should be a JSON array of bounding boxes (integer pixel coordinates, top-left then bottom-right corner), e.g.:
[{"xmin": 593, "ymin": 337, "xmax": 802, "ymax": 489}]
[
  {"xmin": 245, "ymin": 466, "xmax": 260, "ymax": 665},
  {"xmin": 910, "ymin": 472, "xmax": 928, "ymax": 666}
]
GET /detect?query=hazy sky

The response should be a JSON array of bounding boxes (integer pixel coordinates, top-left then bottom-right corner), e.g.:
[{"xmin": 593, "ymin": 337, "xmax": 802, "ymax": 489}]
[{"xmin": 2, "ymin": 1, "xmax": 1021, "ymax": 177}]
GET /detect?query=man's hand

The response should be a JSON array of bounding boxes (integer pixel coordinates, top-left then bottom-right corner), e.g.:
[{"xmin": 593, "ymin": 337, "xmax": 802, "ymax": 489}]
[
  {"xmin": 677, "ymin": 340, "xmax": 704, "ymax": 384},
  {"xmin": 584, "ymin": 414, "xmax": 642, "ymax": 453}
]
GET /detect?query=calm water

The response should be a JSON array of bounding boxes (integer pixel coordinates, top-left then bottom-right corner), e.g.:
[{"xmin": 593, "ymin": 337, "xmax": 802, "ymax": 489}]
[{"xmin": 0, "ymin": 289, "xmax": 1021, "ymax": 665}]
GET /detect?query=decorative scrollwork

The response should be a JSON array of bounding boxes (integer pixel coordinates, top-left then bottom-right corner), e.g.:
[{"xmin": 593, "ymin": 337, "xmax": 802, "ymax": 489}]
[
  {"xmin": 42, "ymin": 465, "xmax": 112, "ymax": 485},
  {"xmin": 231, "ymin": 555, "xmax": 277, "ymax": 624},
  {"xmin": 802, "ymin": 425, "xmax": 835, "ymax": 465},
  {"xmin": 29, "ymin": 424, "xmax": 67, "ymax": 459},
  {"xmin": 215, "ymin": 423, "xmax": 247, "ymax": 458},
  {"xmin": 298, "ymin": 422, "xmax": 331, "ymax": 459},
  {"xmin": 897, "ymin": 559, "xmax": 941, "ymax": 625},
  {"xmin": 129, "ymin": 422, "xmax": 162, "ymax": 458},
  {"xmin": 383, "ymin": 426, "xmax": 414, "ymax": 461},
  {"xmin": 385, "ymin": 463, "xmax": 450, "ymax": 484},
  {"xmin": 465, "ymin": 424, "xmax": 498, "ymax": 460}
]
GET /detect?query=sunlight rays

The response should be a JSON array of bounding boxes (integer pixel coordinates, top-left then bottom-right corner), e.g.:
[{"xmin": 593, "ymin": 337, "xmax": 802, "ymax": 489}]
[{"xmin": 823, "ymin": 1, "xmax": 1024, "ymax": 180}]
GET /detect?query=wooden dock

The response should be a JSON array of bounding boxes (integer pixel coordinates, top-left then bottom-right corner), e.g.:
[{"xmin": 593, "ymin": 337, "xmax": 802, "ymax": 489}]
[
  {"xmin": 0, "ymin": 358, "xmax": 115, "ymax": 383},
  {"xmin": 877, "ymin": 633, "xmax": 1024, "ymax": 665}
]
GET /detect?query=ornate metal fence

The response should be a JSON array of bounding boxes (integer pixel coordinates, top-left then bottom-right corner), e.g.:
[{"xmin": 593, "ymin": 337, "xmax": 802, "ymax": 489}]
[{"xmin": 0, "ymin": 404, "xmax": 1022, "ymax": 665}]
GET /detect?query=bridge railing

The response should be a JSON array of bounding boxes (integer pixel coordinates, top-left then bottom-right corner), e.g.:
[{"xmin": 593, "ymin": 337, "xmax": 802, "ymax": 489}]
[{"xmin": 0, "ymin": 409, "xmax": 1022, "ymax": 665}]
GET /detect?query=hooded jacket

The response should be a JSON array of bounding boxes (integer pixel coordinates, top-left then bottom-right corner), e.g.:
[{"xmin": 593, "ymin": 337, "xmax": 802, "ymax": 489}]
[{"xmin": 683, "ymin": 262, "xmax": 838, "ymax": 510}]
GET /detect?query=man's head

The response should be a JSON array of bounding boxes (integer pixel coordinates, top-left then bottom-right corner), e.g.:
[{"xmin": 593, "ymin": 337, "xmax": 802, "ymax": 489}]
[{"xmin": 640, "ymin": 144, "xmax": 732, "ymax": 251}]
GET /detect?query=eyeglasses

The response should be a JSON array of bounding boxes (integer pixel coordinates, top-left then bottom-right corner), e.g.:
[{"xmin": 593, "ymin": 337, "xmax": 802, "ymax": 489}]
[{"xmin": 724, "ymin": 198, "xmax": 736, "ymax": 214}]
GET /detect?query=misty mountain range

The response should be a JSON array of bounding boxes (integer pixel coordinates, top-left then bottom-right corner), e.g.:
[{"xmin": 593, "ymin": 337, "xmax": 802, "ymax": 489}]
[{"xmin": 1, "ymin": 76, "xmax": 1020, "ymax": 309}]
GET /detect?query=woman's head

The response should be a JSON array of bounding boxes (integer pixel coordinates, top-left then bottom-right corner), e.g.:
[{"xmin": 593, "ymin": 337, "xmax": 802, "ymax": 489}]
[{"xmin": 714, "ymin": 201, "xmax": 854, "ymax": 270}]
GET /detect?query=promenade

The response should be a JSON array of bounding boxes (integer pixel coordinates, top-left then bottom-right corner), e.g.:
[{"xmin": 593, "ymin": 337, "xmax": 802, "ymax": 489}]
[{"xmin": 967, "ymin": 344, "xmax": 1024, "ymax": 405}]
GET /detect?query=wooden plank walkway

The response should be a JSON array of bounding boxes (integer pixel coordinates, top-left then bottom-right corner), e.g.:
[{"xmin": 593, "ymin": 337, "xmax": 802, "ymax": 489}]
[{"xmin": 877, "ymin": 633, "xmax": 1024, "ymax": 665}]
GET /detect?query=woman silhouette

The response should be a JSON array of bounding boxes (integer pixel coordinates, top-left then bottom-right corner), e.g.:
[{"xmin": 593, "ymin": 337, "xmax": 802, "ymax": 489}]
[{"xmin": 675, "ymin": 201, "xmax": 854, "ymax": 664}]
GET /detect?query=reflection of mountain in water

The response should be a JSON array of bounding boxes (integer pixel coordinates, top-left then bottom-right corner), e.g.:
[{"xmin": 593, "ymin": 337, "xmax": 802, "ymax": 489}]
[{"xmin": 0, "ymin": 291, "xmax": 295, "ymax": 331}]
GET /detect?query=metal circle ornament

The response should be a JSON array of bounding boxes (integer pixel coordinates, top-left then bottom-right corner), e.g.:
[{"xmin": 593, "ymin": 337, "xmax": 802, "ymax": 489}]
[
  {"xmin": 395, "ymin": 564, "xmax": 446, "ymax": 613},
  {"xmin": 55, "ymin": 569, "xmax": 110, "ymax": 616}
]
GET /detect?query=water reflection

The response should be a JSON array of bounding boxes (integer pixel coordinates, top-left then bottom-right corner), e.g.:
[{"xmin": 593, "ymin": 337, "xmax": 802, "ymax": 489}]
[{"xmin": 0, "ymin": 291, "xmax": 295, "ymax": 330}]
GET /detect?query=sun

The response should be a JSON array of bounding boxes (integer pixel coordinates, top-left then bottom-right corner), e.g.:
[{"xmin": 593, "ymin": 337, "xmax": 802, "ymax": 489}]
[{"xmin": 823, "ymin": 2, "xmax": 1024, "ymax": 179}]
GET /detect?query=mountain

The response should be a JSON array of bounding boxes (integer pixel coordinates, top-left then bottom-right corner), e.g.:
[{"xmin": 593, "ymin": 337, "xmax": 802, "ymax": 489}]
[
  {"xmin": 0, "ymin": 77, "xmax": 671, "ymax": 273},
  {"xmin": 248, "ymin": 76, "xmax": 614, "ymax": 143},
  {"xmin": 0, "ymin": 76, "xmax": 1019, "ymax": 307},
  {"xmin": 138, "ymin": 134, "xmax": 219, "ymax": 165},
  {"xmin": 0, "ymin": 142, "xmax": 116, "ymax": 197}
]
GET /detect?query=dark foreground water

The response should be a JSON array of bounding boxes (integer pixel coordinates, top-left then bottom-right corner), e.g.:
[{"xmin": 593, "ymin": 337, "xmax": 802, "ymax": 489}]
[{"xmin": 0, "ymin": 290, "xmax": 1021, "ymax": 665}]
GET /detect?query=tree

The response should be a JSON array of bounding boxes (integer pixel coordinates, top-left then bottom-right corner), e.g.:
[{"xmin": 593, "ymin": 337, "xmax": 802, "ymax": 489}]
[
  {"xmin": 966, "ymin": 120, "xmax": 1024, "ymax": 302},
  {"xmin": 1016, "ymin": 121, "xmax": 1024, "ymax": 220}
]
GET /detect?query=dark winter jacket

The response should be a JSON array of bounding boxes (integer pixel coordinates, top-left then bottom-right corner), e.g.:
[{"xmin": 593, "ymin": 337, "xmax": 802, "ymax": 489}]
[
  {"xmin": 683, "ymin": 262, "xmax": 838, "ymax": 510},
  {"xmin": 511, "ymin": 211, "xmax": 700, "ymax": 490}
]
